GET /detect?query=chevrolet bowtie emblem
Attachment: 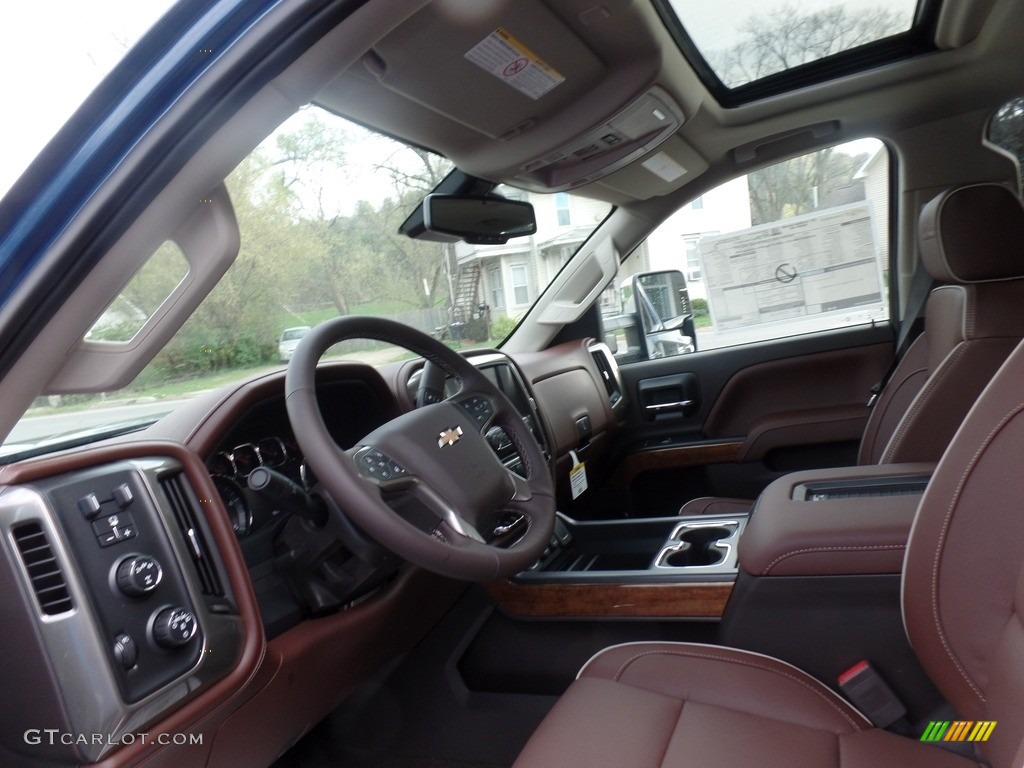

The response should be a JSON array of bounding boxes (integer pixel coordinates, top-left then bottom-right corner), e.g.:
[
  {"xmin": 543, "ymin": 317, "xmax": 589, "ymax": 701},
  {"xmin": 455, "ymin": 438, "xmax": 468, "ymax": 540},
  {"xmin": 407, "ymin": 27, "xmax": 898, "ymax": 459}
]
[{"xmin": 438, "ymin": 426, "xmax": 464, "ymax": 448}]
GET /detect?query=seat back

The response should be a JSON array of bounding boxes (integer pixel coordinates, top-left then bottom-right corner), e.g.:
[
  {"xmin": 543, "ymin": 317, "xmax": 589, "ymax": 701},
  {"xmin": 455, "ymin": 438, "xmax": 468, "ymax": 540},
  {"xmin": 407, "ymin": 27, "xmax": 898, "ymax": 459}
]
[
  {"xmin": 903, "ymin": 331, "xmax": 1024, "ymax": 767},
  {"xmin": 858, "ymin": 183, "xmax": 1024, "ymax": 465}
]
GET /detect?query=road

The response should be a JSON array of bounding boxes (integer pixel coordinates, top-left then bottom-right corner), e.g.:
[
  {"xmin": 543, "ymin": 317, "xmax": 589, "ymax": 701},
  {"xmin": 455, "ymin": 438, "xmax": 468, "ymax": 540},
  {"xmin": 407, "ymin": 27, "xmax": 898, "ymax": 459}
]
[{"xmin": 7, "ymin": 398, "xmax": 194, "ymax": 445}]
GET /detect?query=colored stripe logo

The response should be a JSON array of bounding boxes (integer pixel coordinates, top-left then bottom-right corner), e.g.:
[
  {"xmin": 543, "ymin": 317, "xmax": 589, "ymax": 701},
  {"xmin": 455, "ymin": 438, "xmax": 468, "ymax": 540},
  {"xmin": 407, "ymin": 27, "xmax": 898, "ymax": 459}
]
[{"xmin": 921, "ymin": 721, "xmax": 996, "ymax": 742}]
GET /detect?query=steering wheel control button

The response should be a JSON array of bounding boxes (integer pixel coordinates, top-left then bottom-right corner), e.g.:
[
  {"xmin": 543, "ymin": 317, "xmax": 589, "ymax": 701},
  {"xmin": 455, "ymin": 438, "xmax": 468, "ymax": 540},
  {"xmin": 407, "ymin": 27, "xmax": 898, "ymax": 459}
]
[
  {"xmin": 152, "ymin": 607, "xmax": 199, "ymax": 649},
  {"xmin": 459, "ymin": 395, "xmax": 494, "ymax": 427},
  {"xmin": 93, "ymin": 512, "xmax": 138, "ymax": 547},
  {"xmin": 113, "ymin": 633, "xmax": 138, "ymax": 670},
  {"xmin": 113, "ymin": 483, "xmax": 134, "ymax": 507},
  {"xmin": 116, "ymin": 554, "xmax": 163, "ymax": 597},
  {"xmin": 78, "ymin": 493, "xmax": 102, "ymax": 518},
  {"xmin": 357, "ymin": 448, "xmax": 407, "ymax": 482}
]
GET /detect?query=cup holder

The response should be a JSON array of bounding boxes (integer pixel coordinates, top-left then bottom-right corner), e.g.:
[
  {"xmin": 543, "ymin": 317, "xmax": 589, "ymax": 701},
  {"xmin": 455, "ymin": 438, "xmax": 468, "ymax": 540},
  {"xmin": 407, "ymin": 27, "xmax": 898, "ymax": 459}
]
[
  {"xmin": 660, "ymin": 527, "xmax": 730, "ymax": 567},
  {"xmin": 653, "ymin": 519, "xmax": 745, "ymax": 571}
]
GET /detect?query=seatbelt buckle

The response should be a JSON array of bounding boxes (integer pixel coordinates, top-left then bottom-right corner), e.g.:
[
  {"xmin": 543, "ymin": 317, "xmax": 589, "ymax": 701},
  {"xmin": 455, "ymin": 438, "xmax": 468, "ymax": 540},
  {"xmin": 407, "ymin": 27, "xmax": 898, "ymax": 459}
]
[
  {"xmin": 838, "ymin": 660, "xmax": 907, "ymax": 727},
  {"xmin": 866, "ymin": 384, "xmax": 882, "ymax": 408}
]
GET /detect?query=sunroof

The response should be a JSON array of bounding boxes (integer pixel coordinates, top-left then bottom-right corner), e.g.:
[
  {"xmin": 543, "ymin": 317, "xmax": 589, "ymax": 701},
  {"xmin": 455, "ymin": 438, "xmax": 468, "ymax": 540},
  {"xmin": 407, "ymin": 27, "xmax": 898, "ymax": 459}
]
[{"xmin": 657, "ymin": 0, "xmax": 932, "ymax": 102}]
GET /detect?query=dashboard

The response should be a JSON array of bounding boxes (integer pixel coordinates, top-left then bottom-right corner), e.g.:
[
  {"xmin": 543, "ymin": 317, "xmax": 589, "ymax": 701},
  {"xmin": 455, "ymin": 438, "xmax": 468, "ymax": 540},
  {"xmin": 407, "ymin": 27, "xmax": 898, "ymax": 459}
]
[
  {"xmin": 0, "ymin": 341, "xmax": 623, "ymax": 768},
  {"xmin": 205, "ymin": 379, "xmax": 390, "ymax": 537}
]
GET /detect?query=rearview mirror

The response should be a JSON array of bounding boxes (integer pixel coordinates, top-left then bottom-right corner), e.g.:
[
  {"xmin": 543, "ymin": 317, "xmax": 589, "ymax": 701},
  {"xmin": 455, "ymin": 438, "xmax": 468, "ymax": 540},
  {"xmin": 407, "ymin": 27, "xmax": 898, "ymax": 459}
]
[{"xmin": 423, "ymin": 194, "xmax": 537, "ymax": 245}]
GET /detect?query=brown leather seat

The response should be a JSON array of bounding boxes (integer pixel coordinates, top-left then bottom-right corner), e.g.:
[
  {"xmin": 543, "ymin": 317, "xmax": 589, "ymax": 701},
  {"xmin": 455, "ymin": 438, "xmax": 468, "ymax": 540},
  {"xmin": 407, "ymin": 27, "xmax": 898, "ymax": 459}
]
[
  {"xmin": 515, "ymin": 305, "xmax": 1024, "ymax": 766},
  {"xmin": 679, "ymin": 182, "xmax": 1024, "ymax": 517}
]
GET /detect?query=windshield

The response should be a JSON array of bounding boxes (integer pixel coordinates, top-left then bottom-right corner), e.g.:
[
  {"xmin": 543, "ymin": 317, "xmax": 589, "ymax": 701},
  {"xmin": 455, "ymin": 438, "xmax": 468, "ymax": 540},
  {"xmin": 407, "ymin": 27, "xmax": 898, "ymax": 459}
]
[{"xmin": 3, "ymin": 105, "xmax": 611, "ymax": 456}]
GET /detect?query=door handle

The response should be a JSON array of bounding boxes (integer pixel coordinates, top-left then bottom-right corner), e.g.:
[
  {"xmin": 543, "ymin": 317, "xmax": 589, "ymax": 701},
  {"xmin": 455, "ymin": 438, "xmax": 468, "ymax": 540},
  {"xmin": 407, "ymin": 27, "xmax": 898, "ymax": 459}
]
[
  {"xmin": 637, "ymin": 372, "xmax": 699, "ymax": 420},
  {"xmin": 644, "ymin": 400, "xmax": 694, "ymax": 412}
]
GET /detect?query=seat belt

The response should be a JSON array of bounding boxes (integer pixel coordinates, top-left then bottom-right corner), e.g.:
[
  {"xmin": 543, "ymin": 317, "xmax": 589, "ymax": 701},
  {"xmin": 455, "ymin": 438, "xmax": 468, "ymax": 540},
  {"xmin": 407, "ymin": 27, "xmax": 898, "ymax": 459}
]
[{"xmin": 867, "ymin": 262, "xmax": 933, "ymax": 407}]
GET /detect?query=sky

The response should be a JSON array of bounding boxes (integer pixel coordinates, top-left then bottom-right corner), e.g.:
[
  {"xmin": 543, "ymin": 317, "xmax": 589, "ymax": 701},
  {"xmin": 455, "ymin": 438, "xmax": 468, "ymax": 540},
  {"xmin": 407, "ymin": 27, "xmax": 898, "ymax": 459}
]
[
  {"xmin": 0, "ymin": 1, "xmax": 177, "ymax": 199},
  {"xmin": 0, "ymin": 0, "xmax": 423, "ymax": 213}
]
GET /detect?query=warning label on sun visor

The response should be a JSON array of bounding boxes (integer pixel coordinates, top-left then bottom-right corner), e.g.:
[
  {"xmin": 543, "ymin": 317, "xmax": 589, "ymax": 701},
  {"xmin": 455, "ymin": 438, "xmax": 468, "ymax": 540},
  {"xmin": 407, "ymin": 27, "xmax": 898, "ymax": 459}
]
[{"xmin": 465, "ymin": 28, "xmax": 565, "ymax": 100}]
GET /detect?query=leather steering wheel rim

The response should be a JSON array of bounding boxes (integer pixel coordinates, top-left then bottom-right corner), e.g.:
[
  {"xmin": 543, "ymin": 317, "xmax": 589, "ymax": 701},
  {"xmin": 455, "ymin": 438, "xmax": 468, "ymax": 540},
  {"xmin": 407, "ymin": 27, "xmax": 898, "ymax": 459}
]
[{"xmin": 284, "ymin": 316, "xmax": 555, "ymax": 581}]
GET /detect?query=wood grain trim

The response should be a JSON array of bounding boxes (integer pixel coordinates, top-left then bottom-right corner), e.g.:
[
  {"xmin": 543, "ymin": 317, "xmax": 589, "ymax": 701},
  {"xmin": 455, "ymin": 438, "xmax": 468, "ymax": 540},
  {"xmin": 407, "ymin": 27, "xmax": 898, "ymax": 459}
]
[
  {"xmin": 485, "ymin": 580, "xmax": 734, "ymax": 619},
  {"xmin": 610, "ymin": 441, "xmax": 743, "ymax": 487}
]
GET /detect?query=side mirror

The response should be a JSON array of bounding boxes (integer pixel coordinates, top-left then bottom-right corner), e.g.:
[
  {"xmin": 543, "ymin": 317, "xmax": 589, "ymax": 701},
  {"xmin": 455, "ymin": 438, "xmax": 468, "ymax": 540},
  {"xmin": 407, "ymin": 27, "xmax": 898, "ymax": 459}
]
[
  {"xmin": 422, "ymin": 194, "xmax": 537, "ymax": 245},
  {"xmin": 633, "ymin": 270, "xmax": 697, "ymax": 358}
]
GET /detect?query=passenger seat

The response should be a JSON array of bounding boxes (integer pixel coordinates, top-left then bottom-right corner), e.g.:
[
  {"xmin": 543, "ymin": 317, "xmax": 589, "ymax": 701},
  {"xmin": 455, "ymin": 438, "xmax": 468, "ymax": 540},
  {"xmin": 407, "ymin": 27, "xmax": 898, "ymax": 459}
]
[{"xmin": 680, "ymin": 182, "xmax": 1024, "ymax": 516}]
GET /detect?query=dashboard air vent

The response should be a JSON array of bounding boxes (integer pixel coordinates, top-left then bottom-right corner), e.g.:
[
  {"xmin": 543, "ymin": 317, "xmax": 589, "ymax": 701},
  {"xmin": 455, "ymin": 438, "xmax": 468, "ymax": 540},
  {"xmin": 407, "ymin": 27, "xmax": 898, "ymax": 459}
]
[
  {"xmin": 591, "ymin": 347, "xmax": 623, "ymax": 408},
  {"xmin": 161, "ymin": 474, "xmax": 224, "ymax": 597},
  {"xmin": 12, "ymin": 522, "xmax": 73, "ymax": 615}
]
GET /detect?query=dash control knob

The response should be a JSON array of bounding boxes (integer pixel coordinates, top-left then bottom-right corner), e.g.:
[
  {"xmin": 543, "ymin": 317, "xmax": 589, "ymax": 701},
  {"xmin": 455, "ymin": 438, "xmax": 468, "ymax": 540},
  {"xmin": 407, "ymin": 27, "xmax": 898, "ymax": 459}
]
[
  {"xmin": 152, "ymin": 607, "xmax": 198, "ymax": 649},
  {"xmin": 115, "ymin": 555, "xmax": 163, "ymax": 598}
]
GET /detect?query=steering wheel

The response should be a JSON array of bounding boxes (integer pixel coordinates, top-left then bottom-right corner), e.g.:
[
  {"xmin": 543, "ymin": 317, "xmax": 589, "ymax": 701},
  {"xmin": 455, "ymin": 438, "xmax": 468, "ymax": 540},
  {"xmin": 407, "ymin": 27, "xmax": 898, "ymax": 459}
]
[{"xmin": 284, "ymin": 316, "xmax": 555, "ymax": 581}]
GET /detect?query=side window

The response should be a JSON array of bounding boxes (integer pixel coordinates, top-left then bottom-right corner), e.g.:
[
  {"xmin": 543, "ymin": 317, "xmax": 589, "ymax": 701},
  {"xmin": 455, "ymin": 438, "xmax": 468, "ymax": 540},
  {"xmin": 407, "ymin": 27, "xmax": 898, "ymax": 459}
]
[
  {"xmin": 510, "ymin": 264, "xmax": 530, "ymax": 306},
  {"xmin": 602, "ymin": 139, "xmax": 890, "ymax": 360},
  {"xmin": 554, "ymin": 192, "xmax": 572, "ymax": 226},
  {"xmin": 488, "ymin": 266, "xmax": 506, "ymax": 310}
]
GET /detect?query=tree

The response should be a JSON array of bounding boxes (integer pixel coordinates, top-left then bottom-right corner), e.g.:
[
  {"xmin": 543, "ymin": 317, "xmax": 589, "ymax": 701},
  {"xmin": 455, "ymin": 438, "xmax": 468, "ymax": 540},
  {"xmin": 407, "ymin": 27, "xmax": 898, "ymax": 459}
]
[
  {"xmin": 256, "ymin": 115, "xmax": 454, "ymax": 314},
  {"xmin": 700, "ymin": 4, "xmax": 895, "ymax": 224},
  {"xmin": 140, "ymin": 110, "xmax": 458, "ymax": 382},
  {"xmin": 710, "ymin": 4, "xmax": 911, "ymax": 88},
  {"xmin": 747, "ymin": 147, "xmax": 868, "ymax": 225}
]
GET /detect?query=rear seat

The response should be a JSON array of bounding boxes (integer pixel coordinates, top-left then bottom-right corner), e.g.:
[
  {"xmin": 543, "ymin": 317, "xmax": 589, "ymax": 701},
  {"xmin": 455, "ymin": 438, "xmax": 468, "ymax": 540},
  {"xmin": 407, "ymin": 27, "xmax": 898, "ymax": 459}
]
[{"xmin": 679, "ymin": 183, "xmax": 1024, "ymax": 516}]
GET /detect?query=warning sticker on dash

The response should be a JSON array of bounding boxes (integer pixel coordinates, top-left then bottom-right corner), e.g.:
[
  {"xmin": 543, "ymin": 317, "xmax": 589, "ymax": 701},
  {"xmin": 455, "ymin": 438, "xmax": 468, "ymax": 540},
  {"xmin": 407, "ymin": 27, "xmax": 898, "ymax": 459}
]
[{"xmin": 465, "ymin": 28, "xmax": 565, "ymax": 100}]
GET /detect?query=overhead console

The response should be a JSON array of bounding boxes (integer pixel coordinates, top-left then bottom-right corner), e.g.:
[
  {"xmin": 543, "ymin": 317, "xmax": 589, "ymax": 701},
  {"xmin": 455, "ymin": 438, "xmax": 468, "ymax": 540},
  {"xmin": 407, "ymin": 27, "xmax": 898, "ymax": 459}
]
[{"xmin": 509, "ymin": 87, "xmax": 685, "ymax": 191}]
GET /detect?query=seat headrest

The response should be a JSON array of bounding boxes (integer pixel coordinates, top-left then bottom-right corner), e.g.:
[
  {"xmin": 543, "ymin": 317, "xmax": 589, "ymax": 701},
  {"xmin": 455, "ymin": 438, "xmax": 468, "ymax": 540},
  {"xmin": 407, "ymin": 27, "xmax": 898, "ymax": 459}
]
[{"xmin": 918, "ymin": 183, "xmax": 1024, "ymax": 283}]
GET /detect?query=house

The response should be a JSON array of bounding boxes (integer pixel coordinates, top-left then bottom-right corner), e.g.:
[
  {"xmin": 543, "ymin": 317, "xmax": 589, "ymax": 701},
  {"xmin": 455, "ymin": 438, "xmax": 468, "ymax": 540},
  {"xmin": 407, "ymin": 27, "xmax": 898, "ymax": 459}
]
[
  {"xmin": 451, "ymin": 178, "xmax": 750, "ymax": 324},
  {"xmin": 450, "ymin": 191, "xmax": 611, "ymax": 323}
]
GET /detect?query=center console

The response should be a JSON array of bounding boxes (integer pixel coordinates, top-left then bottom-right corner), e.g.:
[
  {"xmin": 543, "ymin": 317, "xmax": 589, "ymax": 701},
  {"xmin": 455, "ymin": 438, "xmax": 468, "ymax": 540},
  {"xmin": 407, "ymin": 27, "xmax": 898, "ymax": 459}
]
[
  {"xmin": 738, "ymin": 462, "xmax": 934, "ymax": 577},
  {"xmin": 719, "ymin": 461, "xmax": 941, "ymax": 720},
  {"xmin": 486, "ymin": 460, "xmax": 943, "ymax": 721},
  {"xmin": 485, "ymin": 512, "xmax": 746, "ymax": 620},
  {"xmin": 520, "ymin": 513, "xmax": 747, "ymax": 582}
]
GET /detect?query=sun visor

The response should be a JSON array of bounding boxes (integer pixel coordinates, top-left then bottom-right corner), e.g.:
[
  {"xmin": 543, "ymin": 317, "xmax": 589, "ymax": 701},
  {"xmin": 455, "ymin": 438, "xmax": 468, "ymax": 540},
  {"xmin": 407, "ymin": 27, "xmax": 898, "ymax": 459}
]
[{"xmin": 45, "ymin": 185, "xmax": 239, "ymax": 393}]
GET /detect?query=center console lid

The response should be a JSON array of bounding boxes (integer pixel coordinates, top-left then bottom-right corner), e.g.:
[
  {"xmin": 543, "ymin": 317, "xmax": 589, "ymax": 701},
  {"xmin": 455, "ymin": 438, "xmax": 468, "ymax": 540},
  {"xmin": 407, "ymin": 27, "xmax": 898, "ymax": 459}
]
[{"xmin": 739, "ymin": 462, "xmax": 935, "ymax": 577}]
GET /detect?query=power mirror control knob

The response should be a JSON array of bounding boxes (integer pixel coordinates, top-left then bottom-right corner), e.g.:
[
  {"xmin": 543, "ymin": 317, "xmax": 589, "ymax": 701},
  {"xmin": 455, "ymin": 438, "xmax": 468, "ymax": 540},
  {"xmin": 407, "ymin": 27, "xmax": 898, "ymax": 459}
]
[
  {"xmin": 115, "ymin": 555, "xmax": 163, "ymax": 597},
  {"xmin": 152, "ymin": 607, "xmax": 198, "ymax": 649}
]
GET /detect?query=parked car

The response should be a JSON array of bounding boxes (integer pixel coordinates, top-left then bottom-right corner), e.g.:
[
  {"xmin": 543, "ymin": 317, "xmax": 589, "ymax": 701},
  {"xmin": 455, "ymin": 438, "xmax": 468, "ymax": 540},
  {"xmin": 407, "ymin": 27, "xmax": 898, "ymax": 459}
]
[
  {"xmin": 277, "ymin": 326, "xmax": 310, "ymax": 363},
  {"xmin": 3, "ymin": 1, "xmax": 1024, "ymax": 767}
]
